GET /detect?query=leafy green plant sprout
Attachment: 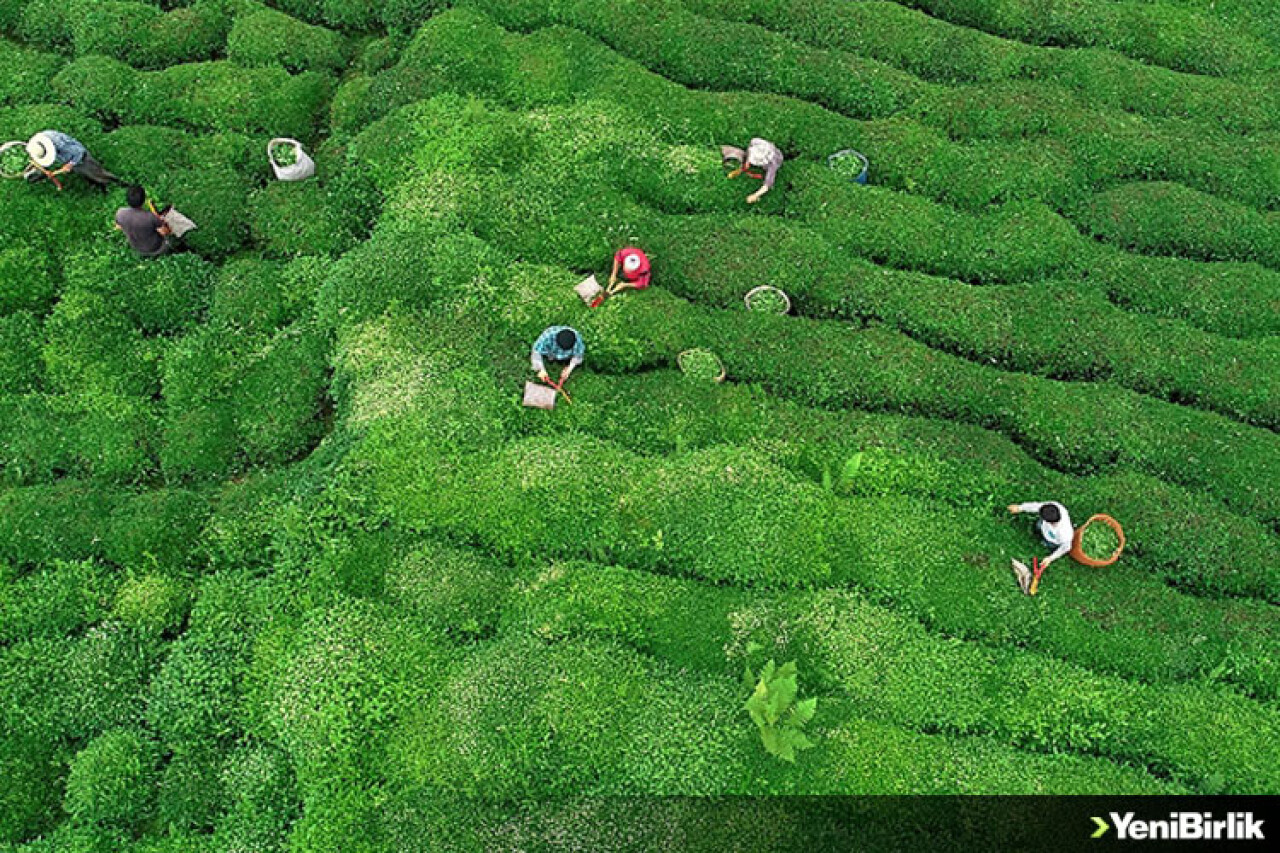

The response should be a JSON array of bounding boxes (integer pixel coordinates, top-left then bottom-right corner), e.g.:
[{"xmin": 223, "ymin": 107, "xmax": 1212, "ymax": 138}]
[
  {"xmin": 1080, "ymin": 522, "xmax": 1121, "ymax": 560},
  {"xmin": 271, "ymin": 141, "xmax": 298, "ymax": 167},
  {"xmin": 1, "ymin": 144, "xmax": 30, "ymax": 178},
  {"xmin": 677, "ymin": 348, "xmax": 725, "ymax": 382},
  {"xmin": 743, "ymin": 659, "xmax": 817, "ymax": 763},
  {"xmin": 744, "ymin": 285, "xmax": 791, "ymax": 315}
]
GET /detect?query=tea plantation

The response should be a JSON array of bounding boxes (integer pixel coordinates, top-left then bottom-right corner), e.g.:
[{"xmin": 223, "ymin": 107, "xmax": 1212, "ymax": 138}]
[{"xmin": 1, "ymin": 1, "xmax": 1278, "ymax": 850}]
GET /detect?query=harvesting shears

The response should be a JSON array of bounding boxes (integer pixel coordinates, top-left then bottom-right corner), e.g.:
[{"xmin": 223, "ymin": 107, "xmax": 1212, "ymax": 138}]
[
  {"xmin": 542, "ymin": 375, "xmax": 573, "ymax": 405},
  {"xmin": 1011, "ymin": 556, "xmax": 1048, "ymax": 596}
]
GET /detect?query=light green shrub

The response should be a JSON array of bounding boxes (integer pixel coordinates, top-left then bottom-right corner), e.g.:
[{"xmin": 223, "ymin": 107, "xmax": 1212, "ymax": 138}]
[
  {"xmin": 64, "ymin": 728, "xmax": 159, "ymax": 831},
  {"xmin": 212, "ymin": 745, "xmax": 297, "ymax": 853},
  {"xmin": 113, "ymin": 574, "xmax": 190, "ymax": 636},
  {"xmin": 230, "ymin": 320, "xmax": 330, "ymax": 466},
  {"xmin": 0, "ymin": 243, "xmax": 57, "ymax": 316},
  {"xmin": 0, "ymin": 38, "xmax": 65, "ymax": 108},
  {"xmin": 209, "ymin": 256, "xmax": 292, "ymax": 335},
  {"xmin": 156, "ymin": 746, "xmax": 224, "ymax": 834},
  {"xmin": 103, "ymin": 488, "xmax": 212, "ymax": 572},
  {"xmin": 0, "ymin": 559, "xmax": 113, "ymax": 644},
  {"xmin": 0, "ymin": 310, "xmax": 42, "ymax": 393},
  {"xmin": 1078, "ymin": 182, "xmax": 1280, "ymax": 267},
  {"xmin": 248, "ymin": 181, "xmax": 360, "ymax": 258},
  {"xmin": 0, "ymin": 393, "xmax": 159, "ymax": 485},
  {"xmin": 53, "ymin": 57, "xmax": 331, "ymax": 139},
  {"xmin": 41, "ymin": 288, "xmax": 162, "ymax": 398},
  {"xmin": 70, "ymin": 0, "xmax": 230, "ymax": 68},
  {"xmin": 517, "ymin": 561, "xmax": 1277, "ymax": 791},
  {"xmin": 898, "ymin": 0, "xmax": 1276, "ymax": 75},
  {"xmin": 0, "ymin": 482, "xmax": 111, "ymax": 566},
  {"xmin": 227, "ymin": 7, "xmax": 345, "ymax": 73},
  {"xmin": 384, "ymin": 539, "xmax": 514, "ymax": 639},
  {"xmin": 553, "ymin": 370, "xmax": 1280, "ymax": 603}
]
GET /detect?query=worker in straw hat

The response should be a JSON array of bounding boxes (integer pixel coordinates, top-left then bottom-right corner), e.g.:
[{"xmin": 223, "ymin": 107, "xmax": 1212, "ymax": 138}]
[
  {"xmin": 721, "ymin": 137, "xmax": 784, "ymax": 204},
  {"xmin": 25, "ymin": 130, "xmax": 118, "ymax": 189},
  {"xmin": 1007, "ymin": 500, "xmax": 1074, "ymax": 594},
  {"xmin": 531, "ymin": 326, "xmax": 585, "ymax": 385}
]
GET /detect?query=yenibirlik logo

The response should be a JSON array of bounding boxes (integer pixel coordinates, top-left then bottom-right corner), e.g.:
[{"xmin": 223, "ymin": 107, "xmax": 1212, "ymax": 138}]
[{"xmin": 1091, "ymin": 812, "xmax": 1265, "ymax": 842}]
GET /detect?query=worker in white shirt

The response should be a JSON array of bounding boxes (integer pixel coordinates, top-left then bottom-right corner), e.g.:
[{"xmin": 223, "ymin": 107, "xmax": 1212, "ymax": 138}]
[{"xmin": 1007, "ymin": 501, "xmax": 1074, "ymax": 594}]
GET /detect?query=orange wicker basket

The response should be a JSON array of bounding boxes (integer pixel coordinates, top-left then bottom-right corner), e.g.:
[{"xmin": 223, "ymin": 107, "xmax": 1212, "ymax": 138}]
[{"xmin": 1070, "ymin": 514, "xmax": 1125, "ymax": 567}]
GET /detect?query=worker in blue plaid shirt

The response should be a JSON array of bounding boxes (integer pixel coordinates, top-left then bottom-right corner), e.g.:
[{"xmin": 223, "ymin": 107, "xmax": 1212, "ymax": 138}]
[{"xmin": 531, "ymin": 326, "xmax": 585, "ymax": 384}]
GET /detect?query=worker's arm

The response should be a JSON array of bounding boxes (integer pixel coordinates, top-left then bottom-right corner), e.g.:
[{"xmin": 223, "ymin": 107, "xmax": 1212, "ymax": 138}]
[
  {"xmin": 608, "ymin": 255, "xmax": 620, "ymax": 290},
  {"xmin": 531, "ymin": 349, "xmax": 549, "ymax": 380},
  {"xmin": 1007, "ymin": 502, "xmax": 1044, "ymax": 514},
  {"xmin": 747, "ymin": 159, "xmax": 780, "ymax": 204},
  {"xmin": 560, "ymin": 354, "xmax": 584, "ymax": 381},
  {"xmin": 721, "ymin": 145, "xmax": 746, "ymax": 170},
  {"xmin": 1040, "ymin": 540, "xmax": 1072, "ymax": 568}
]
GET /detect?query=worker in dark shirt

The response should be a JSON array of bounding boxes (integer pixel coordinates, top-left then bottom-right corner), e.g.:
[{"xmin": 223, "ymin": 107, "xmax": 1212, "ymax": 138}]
[{"xmin": 114, "ymin": 185, "xmax": 172, "ymax": 257}]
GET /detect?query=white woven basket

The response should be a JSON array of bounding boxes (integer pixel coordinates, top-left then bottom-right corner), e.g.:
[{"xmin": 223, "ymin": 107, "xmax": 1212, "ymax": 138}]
[{"xmin": 744, "ymin": 285, "xmax": 792, "ymax": 315}]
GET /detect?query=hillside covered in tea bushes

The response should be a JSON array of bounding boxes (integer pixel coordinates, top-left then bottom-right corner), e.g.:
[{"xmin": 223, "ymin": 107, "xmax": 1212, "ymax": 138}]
[{"xmin": 1, "ymin": 1, "xmax": 1277, "ymax": 850}]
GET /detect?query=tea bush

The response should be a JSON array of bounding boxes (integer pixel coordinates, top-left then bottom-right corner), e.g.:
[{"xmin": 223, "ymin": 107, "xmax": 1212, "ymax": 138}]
[
  {"xmin": 102, "ymin": 488, "xmax": 212, "ymax": 572},
  {"xmin": 112, "ymin": 574, "xmax": 190, "ymax": 636},
  {"xmin": 684, "ymin": 0, "xmax": 1280, "ymax": 131},
  {"xmin": 359, "ymin": 425, "xmax": 1278, "ymax": 699},
  {"xmin": 248, "ymin": 180, "xmax": 360, "ymax": 258},
  {"xmin": 0, "ymin": 559, "xmax": 113, "ymax": 644},
  {"xmin": 0, "ymin": 38, "xmax": 64, "ymax": 108},
  {"xmin": 227, "ymin": 7, "xmax": 346, "ymax": 73},
  {"xmin": 645, "ymin": 215, "xmax": 1280, "ymax": 428},
  {"xmin": 459, "ymin": 0, "xmax": 925, "ymax": 119},
  {"xmin": 64, "ymin": 728, "xmax": 159, "ymax": 832},
  {"xmin": 517, "ymin": 561, "xmax": 1278, "ymax": 791},
  {"xmin": 1078, "ymin": 182, "xmax": 1280, "ymax": 267},
  {"xmin": 428, "ymin": 5, "xmax": 1279, "ymax": 214},
  {"xmin": 390, "ymin": 632, "xmax": 1172, "ymax": 797},
  {"xmin": 0, "ymin": 243, "xmax": 57, "ymax": 316},
  {"xmin": 264, "ymin": 0, "xmax": 382, "ymax": 30},
  {"xmin": 894, "ymin": 0, "xmax": 1277, "ymax": 75},
  {"xmin": 69, "ymin": 0, "xmax": 231, "ymax": 69},
  {"xmin": 208, "ymin": 256, "xmax": 295, "ymax": 335},
  {"xmin": 0, "ymin": 393, "xmax": 160, "ymax": 485},
  {"xmin": 53, "ymin": 56, "xmax": 331, "ymax": 139},
  {"xmin": 161, "ymin": 320, "xmax": 330, "ymax": 478},
  {"xmin": 0, "ymin": 310, "xmax": 41, "ymax": 392}
]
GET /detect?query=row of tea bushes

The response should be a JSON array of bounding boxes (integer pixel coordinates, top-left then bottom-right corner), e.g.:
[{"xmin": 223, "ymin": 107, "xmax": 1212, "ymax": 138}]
[
  {"xmin": 546, "ymin": 370, "xmax": 1280, "ymax": 603},
  {"xmin": 52, "ymin": 55, "xmax": 330, "ymax": 139},
  {"xmin": 891, "ymin": 0, "xmax": 1277, "ymax": 75},
  {"xmin": 479, "ymin": 2, "xmax": 1280, "ymax": 214},
  {"xmin": 363, "ymin": 12, "xmax": 1280, "ymax": 337},
  {"xmin": 683, "ymin": 0, "xmax": 1280, "ymax": 131},
  {"xmin": 513, "ymin": 559, "xmax": 1278, "ymax": 792}
]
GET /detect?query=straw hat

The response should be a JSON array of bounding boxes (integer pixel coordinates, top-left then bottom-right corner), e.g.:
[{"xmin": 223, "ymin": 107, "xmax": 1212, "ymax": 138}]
[{"xmin": 26, "ymin": 133, "xmax": 57, "ymax": 168}]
